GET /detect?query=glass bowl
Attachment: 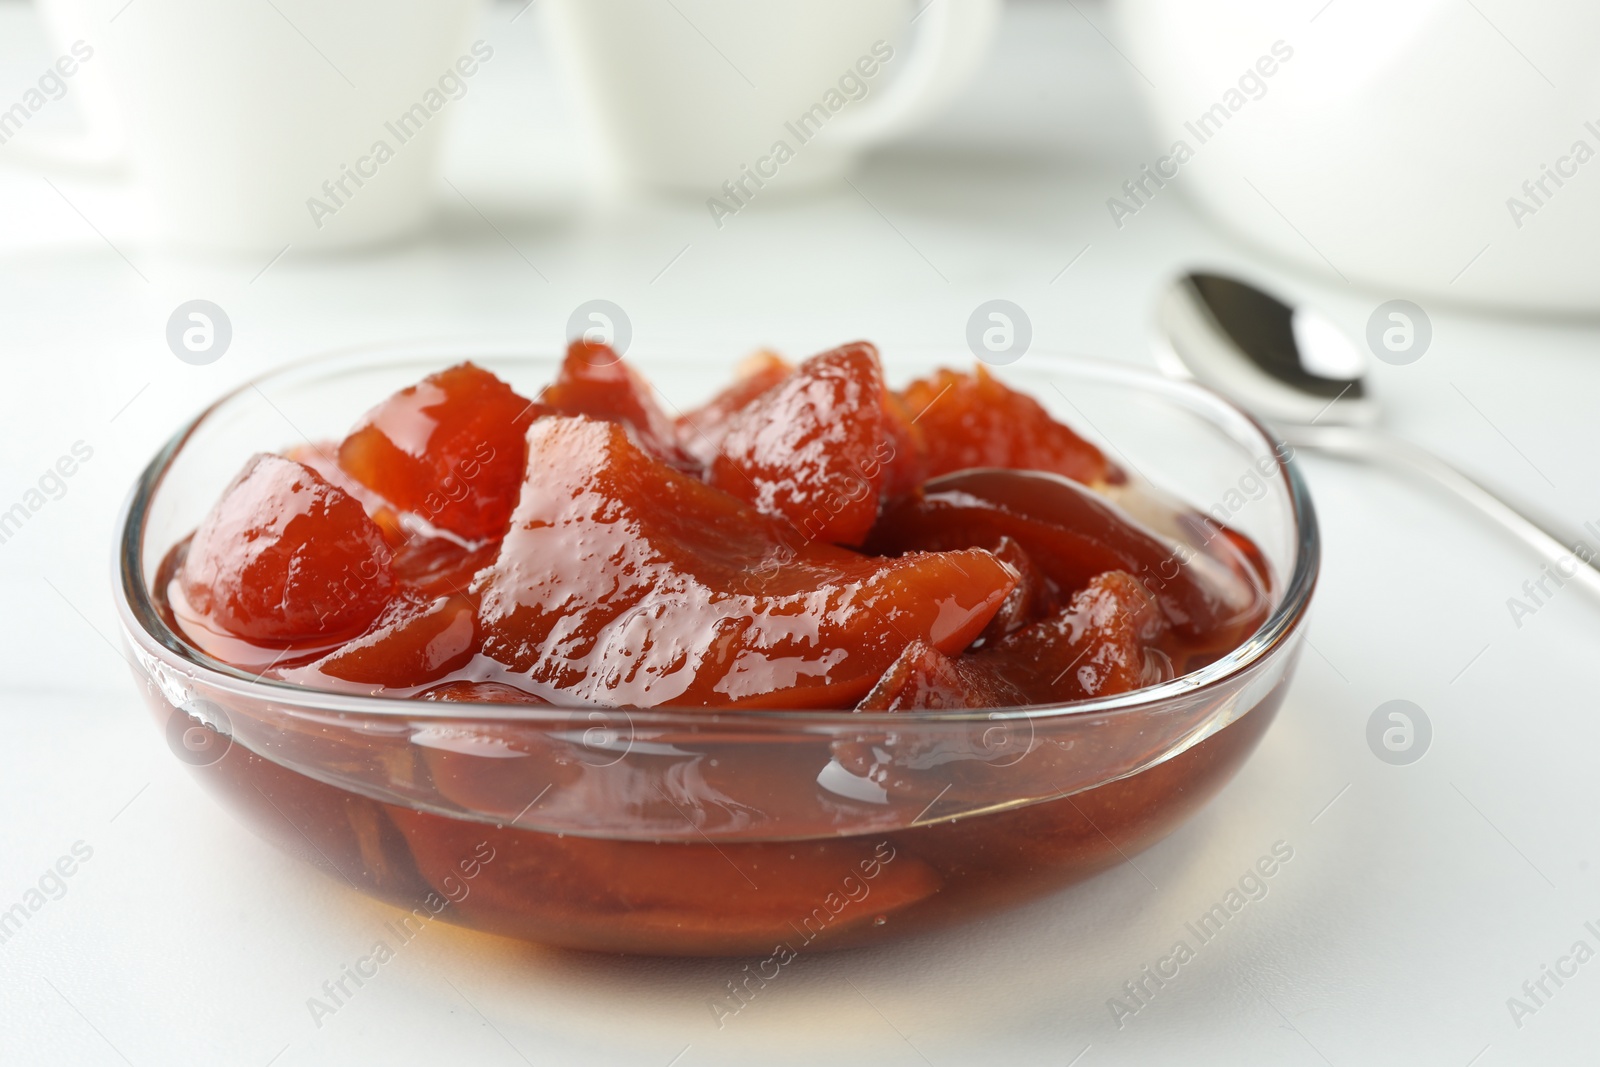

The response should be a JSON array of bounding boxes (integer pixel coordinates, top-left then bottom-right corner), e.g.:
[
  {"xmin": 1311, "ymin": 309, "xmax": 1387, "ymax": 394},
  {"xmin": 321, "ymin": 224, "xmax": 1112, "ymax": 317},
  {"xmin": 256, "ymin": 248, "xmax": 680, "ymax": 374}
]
[{"xmin": 112, "ymin": 341, "xmax": 1318, "ymax": 957}]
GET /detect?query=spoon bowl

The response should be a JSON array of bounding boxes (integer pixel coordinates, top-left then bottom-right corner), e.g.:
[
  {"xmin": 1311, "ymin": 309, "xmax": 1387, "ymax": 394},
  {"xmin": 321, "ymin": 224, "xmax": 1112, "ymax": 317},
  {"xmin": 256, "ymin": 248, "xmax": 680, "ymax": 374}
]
[
  {"xmin": 1156, "ymin": 271, "xmax": 1377, "ymax": 429},
  {"xmin": 1157, "ymin": 270, "xmax": 1600, "ymax": 599}
]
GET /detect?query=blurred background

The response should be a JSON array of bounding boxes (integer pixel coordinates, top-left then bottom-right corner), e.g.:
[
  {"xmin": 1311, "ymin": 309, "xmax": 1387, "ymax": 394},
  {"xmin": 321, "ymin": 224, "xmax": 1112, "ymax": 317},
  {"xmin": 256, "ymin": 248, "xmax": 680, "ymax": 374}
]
[{"xmin": 3, "ymin": 0, "xmax": 1600, "ymax": 1063}]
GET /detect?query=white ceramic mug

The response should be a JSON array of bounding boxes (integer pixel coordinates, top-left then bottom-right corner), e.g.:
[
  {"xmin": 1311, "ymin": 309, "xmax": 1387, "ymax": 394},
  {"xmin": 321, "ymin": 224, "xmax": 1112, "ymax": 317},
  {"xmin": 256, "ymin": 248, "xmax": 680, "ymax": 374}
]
[
  {"xmin": 11, "ymin": 0, "xmax": 127, "ymax": 172},
  {"xmin": 1113, "ymin": 0, "xmax": 1600, "ymax": 314},
  {"xmin": 543, "ymin": 0, "xmax": 1001, "ymax": 196},
  {"xmin": 36, "ymin": 0, "xmax": 484, "ymax": 252}
]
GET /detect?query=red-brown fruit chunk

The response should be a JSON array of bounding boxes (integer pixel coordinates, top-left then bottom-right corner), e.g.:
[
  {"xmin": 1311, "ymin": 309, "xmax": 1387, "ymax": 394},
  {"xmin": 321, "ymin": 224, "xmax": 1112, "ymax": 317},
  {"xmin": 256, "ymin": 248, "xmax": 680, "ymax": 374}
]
[
  {"xmin": 899, "ymin": 365, "xmax": 1118, "ymax": 485},
  {"xmin": 879, "ymin": 388, "xmax": 928, "ymax": 502},
  {"xmin": 390, "ymin": 808, "xmax": 942, "ymax": 955},
  {"xmin": 868, "ymin": 468, "xmax": 1265, "ymax": 659},
  {"xmin": 675, "ymin": 350, "xmax": 792, "ymax": 467},
  {"xmin": 475, "ymin": 416, "xmax": 1017, "ymax": 708},
  {"xmin": 850, "ymin": 571, "xmax": 1160, "ymax": 710},
  {"xmin": 978, "ymin": 535, "xmax": 1059, "ymax": 642},
  {"xmin": 284, "ymin": 592, "xmax": 477, "ymax": 690},
  {"xmin": 282, "ymin": 440, "xmax": 410, "ymax": 547},
  {"xmin": 708, "ymin": 341, "xmax": 895, "ymax": 547},
  {"xmin": 857, "ymin": 640, "xmax": 1027, "ymax": 711},
  {"xmin": 388, "ymin": 537, "xmax": 497, "ymax": 600},
  {"xmin": 412, "ymin": 683, "xmax": 572, "ymax": 822},
  {"xmin": 180, "ymin": 454, "xmax": 395, "ymax": 644},
  {"xmin": 338, "ymin": 362, "xmax": 540, "ymax": 542},
  {"xmin": 543, "ymin": 340, "xmax": 691, "ymax": 467},
  {"xmin": 984, "ymin": 570, "xmax": 1169, "ymax": 704},
  {"xmin": 419, "ymin": 681, "xmax": 548, "ymax": 704},
  {"xmin": 834, "ymin": 572, "xmax": 1163, "ymax": 802},
  {"xmin": 851, "ymin": 572, "xmax": 1164, "ymax": 713},
  {"xmin": 836, "ymin": 640, "xmax": 1029, "ymax": 802}
]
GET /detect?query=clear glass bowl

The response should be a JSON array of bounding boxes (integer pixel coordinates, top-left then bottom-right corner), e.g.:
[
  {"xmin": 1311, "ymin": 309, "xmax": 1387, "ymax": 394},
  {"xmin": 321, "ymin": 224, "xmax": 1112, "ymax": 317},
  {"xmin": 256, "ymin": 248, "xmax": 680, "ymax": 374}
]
[{"xmin": 112, "ymin": 342, "xmax": 1318, "ymax": 957}]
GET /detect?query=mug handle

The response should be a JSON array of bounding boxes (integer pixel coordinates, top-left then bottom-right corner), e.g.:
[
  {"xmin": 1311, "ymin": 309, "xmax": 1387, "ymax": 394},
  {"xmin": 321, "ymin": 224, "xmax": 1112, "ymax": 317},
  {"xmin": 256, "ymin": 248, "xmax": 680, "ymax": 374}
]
[{"xmin": 823, "ymin": 0, "xmax": 1003, "ymax": 147}]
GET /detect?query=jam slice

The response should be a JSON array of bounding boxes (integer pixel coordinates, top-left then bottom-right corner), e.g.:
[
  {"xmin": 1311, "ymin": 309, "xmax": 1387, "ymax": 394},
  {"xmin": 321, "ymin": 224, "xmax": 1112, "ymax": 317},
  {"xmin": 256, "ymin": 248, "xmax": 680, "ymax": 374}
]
[
  {"xmin": 854, "ymin": 570, "xmax": 1160, "ymax": 711},
  {"xmin": 836, "ymin": 638, "xmax": 1032, "ymax": 802},
  {"xmin": 899, "ymin": 366, "xmax": 1118, "ymax": 485},
  {"xmin": 387, "ymin": 538, "xmax": 498, "ymax": 600},
  {"xmin": 543, "ymin": 340, "xmax": 691, "ymax": 468},
  {"xmin": 707, "ymin": 342, "xmax": 897, "ymax": 547},
  {"xmin": 475, "ymin": 416, "xmax": 1017, "ymax": 708},
  {"xmin": 836, "ymin": 571, "xmax": 1163, "ymax": 803},
  {"xmin": 390, "ymin": 807, "xmax": 943, "ymax": 955},
  {"xmin": 982, "ymin": 569, "xmax": 1168, "ymax": 703},
  {"xmin": 284, "ymin": 591, "xmax": 477, "ymax": 690},
  {"xmin": 420, "ymin": 680, "xmax": 548, "ymax": 704},
  {"xmin": 179, "ymin": 454, "xmax": 395, "ymax": 644},
  {"xmin": 879, "ymin": 386, "xmax": 929, "ymax": 502},
  {"xmin": 977, "ymin": 535, "xmax": 1059, "ymax": 642},
  {"xmin": 868, "ymin": 468, "xmax": 1264, "ymax": 660},
  {"xmin": 410, "ymin": 684, "xmax": 587, "ymax": 823},
  {"xmin": 857, "ymin": 639, "xmax": 1026, "ymax": 711},
  {"xmin": 338, "ymin": 362, "xmax": 541, "ymax": 542},
  {"xmin": 283, "ymin": 441, "xmax": 410, "ymax": 547},
  {"xmin": 675, "ymin": 350, "xmax": 792, "ymax": 468}
]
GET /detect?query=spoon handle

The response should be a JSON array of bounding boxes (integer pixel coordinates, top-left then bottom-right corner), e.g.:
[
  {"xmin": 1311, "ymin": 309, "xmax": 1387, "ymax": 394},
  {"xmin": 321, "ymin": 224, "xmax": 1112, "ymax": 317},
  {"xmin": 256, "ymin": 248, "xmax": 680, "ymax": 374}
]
[{"xmin": 1280, "ymin": 424, "xmax": 1600, "ymax": 602}]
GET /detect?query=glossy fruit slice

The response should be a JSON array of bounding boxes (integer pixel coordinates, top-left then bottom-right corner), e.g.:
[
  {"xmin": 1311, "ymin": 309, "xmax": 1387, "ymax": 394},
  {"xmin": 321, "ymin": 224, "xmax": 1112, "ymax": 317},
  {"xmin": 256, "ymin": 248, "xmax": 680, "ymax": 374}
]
[
  {"xmin": 866, "ymin": 570, "xmax": 1165, "ymax": 708},
  {"xmin": 411, "ymin": 684, "xmax": 585, "ymax": 823},
  {"xmin": 543, "ymin": 340, "xmax": 691, "ymax": 467},
  {"xmin": 390, "ymin": 807, "xmax": 943, "ymax": 955},
  {"xmin": 675, "ymin": 350, "xmax": 792, "ymax": 467},
  {"xmin": 879, "ymin": 387, "xmax": 928, "ymax": 502},
  {"xmin": 834, "ymin": 572, "xmax": 1162, "ymax": 806},
  {"xmin": 835, "ymin": 639, "xmax": 1033, "ymax": 803},
  {"xmin": 388, "ymin": 537, "xmax": 497, "ymax": 600},
  {"xmin": 857, "ymin": 640, "xmax": 1026, "ymax": 711},
  {"xmin": 180, "ymin": 454, "xmax": 395, "ymax": 644},
  {"xmin": 977, "ymin": 536, "xmax": 1059, "ymax": 642},
  {"xmin": 899, "ymin": 366, "xmax": 1118, "ymax": 485},
  {"xmin": 868, "ymin": 468, "xmax": 1264, "ymax": 652},
  {"xmin": 984, "ymin": 569, "xmax": 1168, "ymax": 703},
  {"xmin": 475, "ymin": 416, "xmax": 1017, "ymax": 708},
  {"xmin": 338, "ymin": 362, "xmax": 541, "ymax": 541},
  {"xmin": 284, "ymin": 592, "xmax": 477, "ymax": 690},
  {"xmin": 419, "ymin": 681, "xmax": 548, "ymax": 704},
  {"xmin": 283, "ymin": 440, "xmax": 409, "ymax": 547},
  {"xmin": 707, "ymin": 342, "xmax": 896, "ymax": 547}
]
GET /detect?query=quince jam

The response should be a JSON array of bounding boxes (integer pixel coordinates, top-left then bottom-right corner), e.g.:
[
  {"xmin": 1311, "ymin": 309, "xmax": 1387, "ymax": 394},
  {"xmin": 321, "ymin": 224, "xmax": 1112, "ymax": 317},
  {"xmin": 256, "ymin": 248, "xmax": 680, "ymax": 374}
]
[
  {"xmin": 156, "ymin": 343, "xmax": 1280, "ymax": 955},
  {"xmin": 164, "ymin": 342, "xmax": 1269, "ymax": 704}
]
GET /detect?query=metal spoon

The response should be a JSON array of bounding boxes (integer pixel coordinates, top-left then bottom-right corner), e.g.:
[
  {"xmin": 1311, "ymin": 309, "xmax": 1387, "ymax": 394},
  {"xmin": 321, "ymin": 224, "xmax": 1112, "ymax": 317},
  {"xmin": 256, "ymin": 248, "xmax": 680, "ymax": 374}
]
[{"xmin": 1156, "ymin": 270, "xmax": 1600, "ymax": 600}]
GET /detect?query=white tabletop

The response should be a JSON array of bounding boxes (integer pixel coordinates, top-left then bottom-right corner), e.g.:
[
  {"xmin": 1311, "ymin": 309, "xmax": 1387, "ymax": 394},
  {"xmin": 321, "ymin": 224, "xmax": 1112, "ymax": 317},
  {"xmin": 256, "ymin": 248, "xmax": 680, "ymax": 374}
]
[{"xmin": 3, "ymin": 1, "xmax": 1600, "ymax": 1064}]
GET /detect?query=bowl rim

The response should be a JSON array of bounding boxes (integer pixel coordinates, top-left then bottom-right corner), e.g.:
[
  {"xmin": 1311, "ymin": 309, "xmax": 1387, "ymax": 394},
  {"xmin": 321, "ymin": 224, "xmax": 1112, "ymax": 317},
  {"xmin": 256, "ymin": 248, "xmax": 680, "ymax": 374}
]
[{"xmin": 112, "ymin": 338, "xmax": 1319, "ymax": 728}]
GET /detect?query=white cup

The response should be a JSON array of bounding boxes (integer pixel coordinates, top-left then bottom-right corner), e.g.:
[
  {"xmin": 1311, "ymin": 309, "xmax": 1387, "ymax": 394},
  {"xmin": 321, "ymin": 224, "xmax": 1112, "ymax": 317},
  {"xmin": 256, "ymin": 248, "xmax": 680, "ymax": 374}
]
[
  {"xmin": 13, "ymin": 0, "xmax": 128, "ymax": 172},
  {"xmin": 35, "ymin": 0, "xmax": 484, "ymax": 252},
  {"xmin": 543, "ymin": 0, "xmax": 1001, "ymax": 196},
  {"xmin": 1113, "ymin": 0, "xmax": 1600, "ymax": 314}
]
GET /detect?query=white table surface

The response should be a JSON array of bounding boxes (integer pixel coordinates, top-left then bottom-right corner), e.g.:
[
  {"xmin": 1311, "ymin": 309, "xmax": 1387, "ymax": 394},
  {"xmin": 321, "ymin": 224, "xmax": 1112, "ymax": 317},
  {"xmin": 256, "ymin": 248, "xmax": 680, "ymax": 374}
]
[{"xmin": 4, "ymin": 1, "xmax": 1600, "ymax": 1064}]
